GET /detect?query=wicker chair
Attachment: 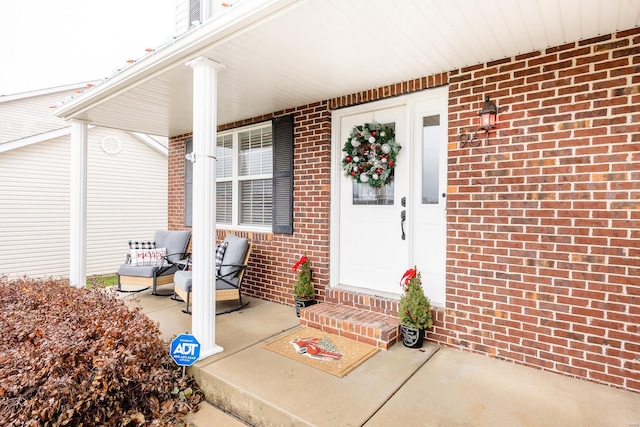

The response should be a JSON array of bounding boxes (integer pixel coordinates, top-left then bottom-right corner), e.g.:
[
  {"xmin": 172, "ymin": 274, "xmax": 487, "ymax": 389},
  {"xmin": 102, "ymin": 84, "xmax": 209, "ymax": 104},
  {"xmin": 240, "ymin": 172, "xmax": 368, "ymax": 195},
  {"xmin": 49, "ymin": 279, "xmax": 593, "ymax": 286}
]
[
  {"xmin": 117, "ymin": 230, "xmax": 191, "ymax": 296},
  {"xmin": 174, "ymin": 235, "xmax": 252, "ymax": 315}
]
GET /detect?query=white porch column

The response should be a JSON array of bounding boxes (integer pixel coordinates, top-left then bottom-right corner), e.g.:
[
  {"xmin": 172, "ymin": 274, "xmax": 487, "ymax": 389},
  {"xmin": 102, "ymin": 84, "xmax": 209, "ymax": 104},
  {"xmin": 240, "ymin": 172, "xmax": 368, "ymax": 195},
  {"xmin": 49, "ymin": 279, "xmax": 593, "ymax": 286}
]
[
  {"xmin": 69, "ymin": 119, "xmax": 89, "ymax": 287},
  {"xmin": 188, "ymin": 56, "xmax": 225, "ymax": 358}
]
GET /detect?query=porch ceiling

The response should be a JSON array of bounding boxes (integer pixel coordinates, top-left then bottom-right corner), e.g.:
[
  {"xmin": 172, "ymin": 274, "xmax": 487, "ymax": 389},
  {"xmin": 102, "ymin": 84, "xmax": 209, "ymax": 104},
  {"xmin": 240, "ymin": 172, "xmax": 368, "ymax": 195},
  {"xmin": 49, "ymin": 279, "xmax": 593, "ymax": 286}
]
[{"xmin": 55, "ymin": 0, "xmax": 640, "ymax": 136}]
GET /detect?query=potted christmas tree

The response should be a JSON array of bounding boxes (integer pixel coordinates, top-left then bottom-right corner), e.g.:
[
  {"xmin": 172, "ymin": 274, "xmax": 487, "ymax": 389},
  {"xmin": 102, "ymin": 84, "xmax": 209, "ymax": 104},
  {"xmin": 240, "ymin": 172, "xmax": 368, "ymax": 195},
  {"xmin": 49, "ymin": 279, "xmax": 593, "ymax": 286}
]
[
  {"xmin": 292, "ymin": 255, "xmax": 316, "ymax": 317},
  {"xmin": 398, "ymin": 267, "xmax": 432, "ymax": 348}
]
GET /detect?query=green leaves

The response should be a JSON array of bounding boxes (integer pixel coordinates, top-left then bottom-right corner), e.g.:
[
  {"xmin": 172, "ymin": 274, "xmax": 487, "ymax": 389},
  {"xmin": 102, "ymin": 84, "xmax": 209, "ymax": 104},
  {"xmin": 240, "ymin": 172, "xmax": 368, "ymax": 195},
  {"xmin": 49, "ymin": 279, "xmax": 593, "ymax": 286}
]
[
  {"xmin": 293, "ymin": 256, "xmax": 314, "ymax": 300},
  {"xmin": 398, "ymin": 270, "xmax": 433, "ymax": 329},
  {"xmin": 342, "ymin": 121, "xmax": 401, "ymax": 188}
]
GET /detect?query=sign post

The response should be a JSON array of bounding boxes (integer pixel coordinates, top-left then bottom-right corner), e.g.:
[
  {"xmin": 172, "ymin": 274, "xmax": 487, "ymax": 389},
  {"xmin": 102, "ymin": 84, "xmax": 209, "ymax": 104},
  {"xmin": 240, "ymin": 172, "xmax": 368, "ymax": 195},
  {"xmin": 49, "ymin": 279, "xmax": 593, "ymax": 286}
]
[{"xmin": 170, "ymin": 333, "xmax": 201, "ymax": 378}]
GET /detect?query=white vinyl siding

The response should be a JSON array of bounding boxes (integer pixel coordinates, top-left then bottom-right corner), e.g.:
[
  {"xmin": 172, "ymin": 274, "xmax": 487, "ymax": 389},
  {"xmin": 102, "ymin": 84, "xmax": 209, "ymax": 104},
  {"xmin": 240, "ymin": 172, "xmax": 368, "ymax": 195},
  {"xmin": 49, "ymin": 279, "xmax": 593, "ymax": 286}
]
[
  {"xmin": 85, "ymin": 127, "xmax": 167, "ymax": 274},
  {"xmin": 0, "ymin": 139, "xmax": 70, "ymax": 277},
  {"xmin": 174, "ymin": 0, "xmax": 239, "ymax": 34},
  {"xmin": 0, "ymin": 129, "xmax": 167, "ymax": 279},
  {"xmin": 174, "ymin": 0, "xmax": 191, "ymax": 34},
  {"xmin": 0, "ymin": 90, "xmax": 72, "ymax": 144}
]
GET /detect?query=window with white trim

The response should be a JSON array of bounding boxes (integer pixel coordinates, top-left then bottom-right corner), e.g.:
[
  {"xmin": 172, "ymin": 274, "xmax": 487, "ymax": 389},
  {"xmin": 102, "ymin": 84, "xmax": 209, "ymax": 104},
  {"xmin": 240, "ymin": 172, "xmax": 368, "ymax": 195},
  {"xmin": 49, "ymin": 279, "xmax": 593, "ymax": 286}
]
[
  {"xmin": 217, "ymin": 123, "xmax": 273, "ymax": 228},
  {"xmin": 184, "ymin": 117, "xmax": 293, "ymax": 233}
]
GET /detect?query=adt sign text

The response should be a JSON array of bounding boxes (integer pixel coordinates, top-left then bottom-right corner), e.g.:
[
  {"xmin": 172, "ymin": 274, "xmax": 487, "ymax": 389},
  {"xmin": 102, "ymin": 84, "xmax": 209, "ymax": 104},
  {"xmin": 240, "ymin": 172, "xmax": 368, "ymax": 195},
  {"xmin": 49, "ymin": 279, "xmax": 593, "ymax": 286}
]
[{"xmin": 170, "ymin": 334, "xmax": 201, "ymax": 366}]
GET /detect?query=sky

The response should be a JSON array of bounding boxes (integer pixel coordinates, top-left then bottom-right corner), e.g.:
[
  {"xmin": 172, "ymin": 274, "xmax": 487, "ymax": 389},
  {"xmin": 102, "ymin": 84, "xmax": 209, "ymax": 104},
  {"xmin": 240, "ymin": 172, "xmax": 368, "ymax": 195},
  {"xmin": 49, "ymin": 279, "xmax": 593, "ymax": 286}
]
[{"xmin": 0, "ymin": 0, "xmax": 175, "ymax": 95}]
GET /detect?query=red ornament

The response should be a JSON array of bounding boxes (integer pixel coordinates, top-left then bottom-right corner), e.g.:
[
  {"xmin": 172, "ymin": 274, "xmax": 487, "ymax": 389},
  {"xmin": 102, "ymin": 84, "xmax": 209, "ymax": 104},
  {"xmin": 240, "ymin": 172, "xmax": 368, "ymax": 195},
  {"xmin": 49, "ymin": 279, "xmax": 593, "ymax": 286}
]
[
  {"xmin": 346, "ymin": 156, "xmax": 352, "ymax": 162},
  {"xmin": 351, "ymin": 171, "xmax": 355, "ymax": 176},
  {"xmin": 371, "ymin": 131, "xmax": 377, "ymax": 136},
  {"xmin": 388, "ymin": 160, "xmax": 394, "ymax": 167}
]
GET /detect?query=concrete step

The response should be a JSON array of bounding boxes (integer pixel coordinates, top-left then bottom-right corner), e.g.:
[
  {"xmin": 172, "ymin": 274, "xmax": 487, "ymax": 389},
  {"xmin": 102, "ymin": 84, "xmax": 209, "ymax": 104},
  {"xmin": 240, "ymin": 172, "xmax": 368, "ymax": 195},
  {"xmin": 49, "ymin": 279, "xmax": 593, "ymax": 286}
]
[{"xmin": 299, "ymin": 289, "xmax": 401, "ymax": 349}]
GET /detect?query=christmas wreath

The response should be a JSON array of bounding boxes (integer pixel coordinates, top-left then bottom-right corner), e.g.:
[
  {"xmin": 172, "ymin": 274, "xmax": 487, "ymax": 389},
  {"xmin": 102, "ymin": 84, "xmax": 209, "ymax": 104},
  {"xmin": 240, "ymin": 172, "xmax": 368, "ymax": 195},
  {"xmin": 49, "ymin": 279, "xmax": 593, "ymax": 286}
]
[{"xmin": 342, "ymin": 121, "xmax": 401, "ymax": 187}]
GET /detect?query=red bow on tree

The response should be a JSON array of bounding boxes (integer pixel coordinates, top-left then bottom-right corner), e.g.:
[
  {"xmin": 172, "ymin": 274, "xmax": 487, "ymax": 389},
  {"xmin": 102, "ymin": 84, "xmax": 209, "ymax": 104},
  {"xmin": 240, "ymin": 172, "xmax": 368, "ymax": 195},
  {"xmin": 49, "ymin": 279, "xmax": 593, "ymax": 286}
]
[
  {"xmin": 400, "ymin": 268, "xmax": 417, "ymax": 290},
  {"xmin": 292, "ymin": 255, "xmax": 307, "ymax": 272}
]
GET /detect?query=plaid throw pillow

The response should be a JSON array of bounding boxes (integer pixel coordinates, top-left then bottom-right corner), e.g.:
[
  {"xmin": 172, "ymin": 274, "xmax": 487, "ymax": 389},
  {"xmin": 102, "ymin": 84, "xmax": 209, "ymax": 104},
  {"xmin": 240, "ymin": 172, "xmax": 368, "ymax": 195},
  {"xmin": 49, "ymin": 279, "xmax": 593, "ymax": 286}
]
[
  {"xmin": 128, "ymin": 240, "xmax": 156, "ymax": 249},
  {"xmin": 215, "ymin": 241, "xmax": 228, "ymax": 276}
]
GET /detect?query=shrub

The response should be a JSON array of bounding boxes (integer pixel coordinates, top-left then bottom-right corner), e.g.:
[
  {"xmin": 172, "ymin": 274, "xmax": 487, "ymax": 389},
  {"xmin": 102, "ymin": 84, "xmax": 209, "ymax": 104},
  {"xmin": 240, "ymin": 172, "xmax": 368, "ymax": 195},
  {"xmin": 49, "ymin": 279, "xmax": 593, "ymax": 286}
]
[
  {"xmin": 292, "ymin": 255, "xmax": 314, "ymax": 300},
  {"xmin": 398, "ymin": 267, "xmax": 433, "ymax": 329},
  {"xmin": 0, "ymin": 276, "xmax": 202, "ymax": 426}
]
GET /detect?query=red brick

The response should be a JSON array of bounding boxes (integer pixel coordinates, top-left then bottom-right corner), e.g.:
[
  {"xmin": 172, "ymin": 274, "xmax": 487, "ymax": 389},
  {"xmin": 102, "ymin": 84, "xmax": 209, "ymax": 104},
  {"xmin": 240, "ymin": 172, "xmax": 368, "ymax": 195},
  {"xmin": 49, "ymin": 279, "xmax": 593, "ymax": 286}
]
[{"xmin": 166, "ymin": 31, "xmax": 640, "ymax": 394}]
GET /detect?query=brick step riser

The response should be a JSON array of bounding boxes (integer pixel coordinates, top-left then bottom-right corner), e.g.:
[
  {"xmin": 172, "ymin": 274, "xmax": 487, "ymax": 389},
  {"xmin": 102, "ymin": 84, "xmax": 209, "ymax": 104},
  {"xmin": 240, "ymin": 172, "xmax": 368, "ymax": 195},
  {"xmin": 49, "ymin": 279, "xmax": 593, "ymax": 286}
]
[
  {"xmin": 300, "ymin": 288, "xmax": 402, "ymax": 349},
  {"xmin": 325, "ymin": 288, "xmax": 400, "ymax": 317}
]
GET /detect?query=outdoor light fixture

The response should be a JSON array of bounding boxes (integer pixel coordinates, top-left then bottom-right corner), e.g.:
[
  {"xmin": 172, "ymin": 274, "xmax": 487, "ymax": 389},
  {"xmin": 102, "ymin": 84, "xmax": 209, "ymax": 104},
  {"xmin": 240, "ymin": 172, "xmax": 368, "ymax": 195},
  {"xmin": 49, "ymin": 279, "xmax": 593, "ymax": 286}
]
[
  {"xmin": 478, "ymin": 96, "xmax": 497, "ymax": 131},
  {"xmin": 459, "ymin": 95, "xmax": 498, "ymax": 147}
]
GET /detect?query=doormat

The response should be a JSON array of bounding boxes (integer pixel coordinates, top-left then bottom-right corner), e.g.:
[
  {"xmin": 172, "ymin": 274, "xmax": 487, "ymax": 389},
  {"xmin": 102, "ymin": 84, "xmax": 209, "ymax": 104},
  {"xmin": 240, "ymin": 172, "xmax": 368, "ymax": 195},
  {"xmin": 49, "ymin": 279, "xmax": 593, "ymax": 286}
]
[{"xmin": 263, "ymin": 327, "xmax": 379, "ymax": 378}]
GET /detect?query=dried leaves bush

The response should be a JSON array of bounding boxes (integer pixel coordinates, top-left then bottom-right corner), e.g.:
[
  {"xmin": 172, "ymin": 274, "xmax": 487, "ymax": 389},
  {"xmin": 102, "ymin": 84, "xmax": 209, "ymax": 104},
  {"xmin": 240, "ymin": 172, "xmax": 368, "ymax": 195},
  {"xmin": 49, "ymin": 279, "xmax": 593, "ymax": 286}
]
[{"xmin": 0, "ymin": 276, "xmax": 202, "ymax": 426}]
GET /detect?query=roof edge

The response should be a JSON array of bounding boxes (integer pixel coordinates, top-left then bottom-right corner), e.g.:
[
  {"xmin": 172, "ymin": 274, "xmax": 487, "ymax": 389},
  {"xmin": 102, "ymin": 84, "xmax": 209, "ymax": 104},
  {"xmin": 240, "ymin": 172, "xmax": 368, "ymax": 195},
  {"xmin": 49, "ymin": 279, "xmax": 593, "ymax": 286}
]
[
  {"xmin": 52, "ymin": 0, "xmax": 303, "ymax": 121},
  {"xmin": 0, "ymin": 81, "xmax": 101, "ymax": 103}
]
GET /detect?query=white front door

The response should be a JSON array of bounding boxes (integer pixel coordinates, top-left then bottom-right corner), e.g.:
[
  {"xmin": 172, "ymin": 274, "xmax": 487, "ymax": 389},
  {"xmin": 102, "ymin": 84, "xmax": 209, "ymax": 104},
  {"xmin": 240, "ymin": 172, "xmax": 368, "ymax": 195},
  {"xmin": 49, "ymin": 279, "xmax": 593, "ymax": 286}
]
[
  {"xmin": 337, "ymin": 105, "xmax": 409, "ymax": 295},
  {"xmin": 333, "ymin": 88, "xmax": 448, "ymax": 304}
]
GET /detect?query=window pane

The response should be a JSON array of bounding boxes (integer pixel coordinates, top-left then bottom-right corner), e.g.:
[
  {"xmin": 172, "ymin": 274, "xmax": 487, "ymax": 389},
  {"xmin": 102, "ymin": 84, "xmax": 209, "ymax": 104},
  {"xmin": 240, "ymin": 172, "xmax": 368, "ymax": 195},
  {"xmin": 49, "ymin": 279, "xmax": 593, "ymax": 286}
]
[
  {"xmin": 422, "ymin": 115, "xmax": 440, "ymax": 204},
  {"xmin": 239, "ymin": 179, "xmax": 272, "ymax": 226},
  {"xmin": 353, "ymin": 173, "xmax": 394, "ymax": 205},
  {"xmin": 239, "ymin": 128, "xmax": 273, "ymax": 176},
  {"xmin": 216, "ymin": 134, "xmax": 233, "ymax": 178},
  {"xmin": 216, "ymin": 181, "xmax": 232, "ymax": 224},
  {"xmin": 184, "ymin": 137, "xmax": 193, "ymax": 226}
]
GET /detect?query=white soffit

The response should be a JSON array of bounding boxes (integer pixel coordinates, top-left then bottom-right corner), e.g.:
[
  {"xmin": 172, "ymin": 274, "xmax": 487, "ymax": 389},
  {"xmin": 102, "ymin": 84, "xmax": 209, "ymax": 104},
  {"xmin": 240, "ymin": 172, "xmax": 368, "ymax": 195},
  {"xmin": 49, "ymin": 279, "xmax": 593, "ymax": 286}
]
[{"xmin": 54, "ymin": 0, "xmax": 640, "ymax": 137}]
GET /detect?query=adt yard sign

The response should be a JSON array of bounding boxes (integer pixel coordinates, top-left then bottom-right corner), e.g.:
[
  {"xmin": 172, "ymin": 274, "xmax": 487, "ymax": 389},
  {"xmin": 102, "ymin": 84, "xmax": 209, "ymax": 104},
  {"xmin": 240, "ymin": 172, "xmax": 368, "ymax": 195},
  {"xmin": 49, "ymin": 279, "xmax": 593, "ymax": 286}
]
[{"xmin": 170, "ymin": 334, "xmax": 200, "ymax": 366}]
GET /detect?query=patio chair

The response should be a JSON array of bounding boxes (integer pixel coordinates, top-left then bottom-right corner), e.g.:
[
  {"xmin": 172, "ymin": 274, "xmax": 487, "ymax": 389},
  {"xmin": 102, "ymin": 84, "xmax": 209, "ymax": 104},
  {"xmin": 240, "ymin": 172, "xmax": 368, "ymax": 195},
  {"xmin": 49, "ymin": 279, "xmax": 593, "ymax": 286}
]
[
  {"xmin": 117, "ymin": 230, "xmax": 191, "ymax": 296},
  {"xmin": 174, "ymin": 234, "xmax": 252, "ymax": 315}
]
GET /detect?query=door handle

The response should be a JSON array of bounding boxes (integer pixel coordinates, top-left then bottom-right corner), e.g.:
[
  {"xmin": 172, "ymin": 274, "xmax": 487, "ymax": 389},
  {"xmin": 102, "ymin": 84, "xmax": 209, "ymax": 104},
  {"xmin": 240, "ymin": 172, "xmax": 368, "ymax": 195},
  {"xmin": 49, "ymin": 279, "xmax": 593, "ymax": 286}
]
[{"xmin": 400, "ymin": 210, "xmax": 406, "ymax": 240}]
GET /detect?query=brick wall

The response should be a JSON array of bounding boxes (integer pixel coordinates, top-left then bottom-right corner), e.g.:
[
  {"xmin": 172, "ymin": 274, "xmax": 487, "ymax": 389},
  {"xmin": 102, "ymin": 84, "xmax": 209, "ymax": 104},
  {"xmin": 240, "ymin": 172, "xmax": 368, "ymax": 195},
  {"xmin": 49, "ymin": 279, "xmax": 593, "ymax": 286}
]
[
  {"xmin": 167, "ymin": 29, "xmax": 639, "ymax": 392},
  {"xmin": 442, "ymin": 29, "xmax": 640, "ymax": 392},
  {"xmin": 168, "ymin": 103, "xmax": 335, "ymax": 307},
  {"xmin": 168, "ymin": 77, "xmax": 445, "ymax": 307}
]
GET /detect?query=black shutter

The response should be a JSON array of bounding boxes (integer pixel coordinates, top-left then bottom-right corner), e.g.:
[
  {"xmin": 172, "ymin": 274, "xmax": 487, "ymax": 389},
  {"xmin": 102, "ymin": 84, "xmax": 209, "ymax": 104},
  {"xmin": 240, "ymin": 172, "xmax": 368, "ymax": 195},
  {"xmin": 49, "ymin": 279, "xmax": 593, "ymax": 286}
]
[
  {"xmin": 272, "ymin": 115, "xmax": 294, "ymax": 234},
  {"xmin": 184, "ymin": 137, "xmax": 193, "ymax": 227}
]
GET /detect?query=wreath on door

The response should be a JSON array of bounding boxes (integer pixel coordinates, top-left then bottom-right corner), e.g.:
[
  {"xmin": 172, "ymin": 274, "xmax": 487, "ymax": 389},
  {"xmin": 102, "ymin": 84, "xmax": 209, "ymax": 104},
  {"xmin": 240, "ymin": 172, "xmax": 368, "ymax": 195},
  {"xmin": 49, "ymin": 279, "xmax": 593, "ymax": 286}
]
[{"xmin": 342, "ymin": 121, "xmax": 401, "ymax": 187}]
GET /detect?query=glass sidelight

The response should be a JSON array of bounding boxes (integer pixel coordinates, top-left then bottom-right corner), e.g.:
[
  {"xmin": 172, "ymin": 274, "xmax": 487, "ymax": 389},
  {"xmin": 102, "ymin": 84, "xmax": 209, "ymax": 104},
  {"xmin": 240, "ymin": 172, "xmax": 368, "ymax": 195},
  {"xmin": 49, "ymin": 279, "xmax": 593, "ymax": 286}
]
[{"xmin": 422, "ymin": 115, "xmax": 440, "ymax": 204}]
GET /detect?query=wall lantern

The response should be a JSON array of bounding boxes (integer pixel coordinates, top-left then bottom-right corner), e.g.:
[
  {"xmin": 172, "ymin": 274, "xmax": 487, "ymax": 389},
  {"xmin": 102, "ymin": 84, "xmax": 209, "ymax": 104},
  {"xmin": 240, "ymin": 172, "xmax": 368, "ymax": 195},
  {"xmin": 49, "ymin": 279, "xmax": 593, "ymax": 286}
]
[
  {"xmin": 478, "ymin": 96, "xmax": 497, "ymax": 131},
  {"xmin": 459, "ymin": 95, "xmax": 498, "ymax": 147}
]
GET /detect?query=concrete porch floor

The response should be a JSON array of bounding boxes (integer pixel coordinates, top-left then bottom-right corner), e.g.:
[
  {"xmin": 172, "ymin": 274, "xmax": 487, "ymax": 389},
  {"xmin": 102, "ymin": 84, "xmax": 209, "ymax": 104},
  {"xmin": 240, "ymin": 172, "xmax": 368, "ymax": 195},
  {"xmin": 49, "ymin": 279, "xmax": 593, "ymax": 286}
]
[{"xmin": 120, "ymin": 286, "xmax": 640, "ymax": 426}]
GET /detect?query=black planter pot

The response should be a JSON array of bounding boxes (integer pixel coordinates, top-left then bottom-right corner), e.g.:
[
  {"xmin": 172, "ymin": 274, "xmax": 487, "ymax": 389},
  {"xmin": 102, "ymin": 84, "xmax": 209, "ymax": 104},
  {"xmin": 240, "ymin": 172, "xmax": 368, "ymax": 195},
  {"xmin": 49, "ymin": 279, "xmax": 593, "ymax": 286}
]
[
  {"xmin": 401, "ymin": 324, "xmax": 425, "ymax": 348},
  {"xmin": 295, "ymin": 298, "xmax": 317, "ymax": 317}
]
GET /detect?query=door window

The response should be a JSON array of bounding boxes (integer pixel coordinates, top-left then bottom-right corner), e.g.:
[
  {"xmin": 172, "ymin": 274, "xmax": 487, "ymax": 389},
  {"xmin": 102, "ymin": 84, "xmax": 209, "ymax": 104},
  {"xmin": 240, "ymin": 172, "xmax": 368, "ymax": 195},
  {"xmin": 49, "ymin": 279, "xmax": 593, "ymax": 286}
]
[{"xmin": 352, "ymin": 175, "xmax": 394, "ymax": 205}]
